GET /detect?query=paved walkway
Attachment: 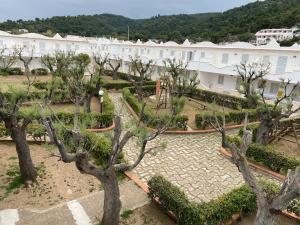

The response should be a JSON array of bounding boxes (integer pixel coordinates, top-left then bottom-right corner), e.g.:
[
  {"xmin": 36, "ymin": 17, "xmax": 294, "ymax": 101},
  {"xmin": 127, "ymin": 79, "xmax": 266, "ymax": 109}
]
[
  {"xmin": 109, "ymin": 92, "xmax": 279, "ymax": 203},
  {"xmin": 0, "ymin": 181, "xmax": 149, "ymax": 225}
]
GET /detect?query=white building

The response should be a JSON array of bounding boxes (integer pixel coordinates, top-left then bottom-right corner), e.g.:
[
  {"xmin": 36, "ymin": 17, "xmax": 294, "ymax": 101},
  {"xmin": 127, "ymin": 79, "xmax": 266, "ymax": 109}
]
[
  {"xmin": 256, "ymin": 27, "xmax": 298, "ymax": 45},
  {"xmin": 0, "ymin": 30, "xmax": 300, "ymax": 101}
]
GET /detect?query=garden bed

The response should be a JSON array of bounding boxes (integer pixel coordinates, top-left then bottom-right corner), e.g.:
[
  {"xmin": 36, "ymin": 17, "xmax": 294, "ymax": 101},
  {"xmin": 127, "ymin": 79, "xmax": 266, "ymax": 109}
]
[{"xmin": 0, "ymin": 142, "xmax": 103, "ymax": 209}]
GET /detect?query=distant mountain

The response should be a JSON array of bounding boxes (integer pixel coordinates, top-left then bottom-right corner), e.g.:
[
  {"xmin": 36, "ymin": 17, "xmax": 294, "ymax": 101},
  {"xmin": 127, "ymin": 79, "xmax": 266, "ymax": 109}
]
[{"xmin": 1, "ymin": 0, "xmax": 300, "ymax": 43}]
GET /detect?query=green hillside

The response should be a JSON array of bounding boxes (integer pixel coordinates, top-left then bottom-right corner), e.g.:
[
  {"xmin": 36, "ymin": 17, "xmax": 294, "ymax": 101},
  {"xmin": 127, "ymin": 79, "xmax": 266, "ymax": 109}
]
[{"xmin": 0, "ymin": 0, "xmax": 300, "ymax": 43}]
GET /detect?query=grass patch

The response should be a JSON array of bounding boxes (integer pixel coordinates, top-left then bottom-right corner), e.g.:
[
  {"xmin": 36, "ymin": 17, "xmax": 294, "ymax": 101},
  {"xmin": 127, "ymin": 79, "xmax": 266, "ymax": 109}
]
[{"xmin": 121, "ymin": 209, "xmax": 134, "ymax": 220}]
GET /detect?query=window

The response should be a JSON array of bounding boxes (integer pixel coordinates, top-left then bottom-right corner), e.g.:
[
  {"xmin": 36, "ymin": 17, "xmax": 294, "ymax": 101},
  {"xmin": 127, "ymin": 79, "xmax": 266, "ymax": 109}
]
[
  {"xmin": 147, "ymin": 49, "xmax": 150, "ymax": 54},
  {"xmin": 275, "ymin": 56, "xmax": 288, "ymax": 74},
  {"xmin": 241, "ymin": 54, "xmax": 249, "ymax": 64},
  {"xmin": 75, "ymin": 45, "xmax": 79, "ymax": 51},
  {"xmin": 270, "ymin": 83, "xmax": 280, "ymax": 94},
  {"xmin": 217, "ymin": 75, "xmax": 224, "ymax": 85},
  {"xmin": 55, "ymin": 44, "xmax": 60, "ymax": 50},
  {"xmin": 200, "ymin": 52, "xmax": 205, "ymax": 58},
  {"xmin": 222, "ymin": 53, "xmax": 229, "ymax": 64},
  {"xmin": 159, "ymin": 50, "xmax": 164, "ymax": 59},
  {"xmin": 187, "ymin": 51, "xmax": 193, "ymax": 61},
  {"xmin": 170, "ymin": 50, "xmax": 175, "ymax": 57},
  {"xmin": 141, "ymin": 49, "xmax": 144, "ymax": 54}
]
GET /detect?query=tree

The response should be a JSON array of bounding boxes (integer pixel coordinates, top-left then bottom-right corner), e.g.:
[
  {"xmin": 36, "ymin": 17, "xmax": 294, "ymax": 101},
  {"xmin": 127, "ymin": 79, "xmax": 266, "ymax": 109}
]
[
  {"xmin": 93, "ymin": 52, "xmax": 109, "ymax": 73},
  {"xmin": 256, "ymin": 79, "xmax": 300, "ymax": 145},
  {"xmin": 162, "ymin": 58, "xmax": 200, "ymax": 114},
  {"xmin": 129, "ymin": 56, "xmax": 154, "ymax": 102},
  {"xmin": 214, "ymin": 115, "xmax": 300, "ymax": 225},
  {"xmin": 17, "ymin": 47, "xmax": 35, "ymax": 92},
  {"xmin": 0, "ymin": 47, "xmax": 18, "ymax": 74},
  {"xmin": 0, "ymin": 88, "xmax": 37, "ymax": 185},
  {"xmin": 236, "ymin": 62, "xmax": 270, "ymax": 108},
  {"xmin": 42, "ymin": 113, "xmax": 168, "ymax": 225},
  {"xmin": 108, "ymin": 57, "xmax": 122, "ymax": 80}
]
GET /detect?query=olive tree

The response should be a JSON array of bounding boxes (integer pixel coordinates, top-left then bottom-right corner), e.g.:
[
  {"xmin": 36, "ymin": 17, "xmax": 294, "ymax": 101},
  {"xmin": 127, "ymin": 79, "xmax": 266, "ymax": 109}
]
[
  {"xmin": 214, "ymin": 115, "xmax": 300, "ymax": 225},
  {"xmin": 42, "ymin": 113, "xmax": 168, "ymax": 225},
  {"xmin": 129, "ymin": 56, "xmax": 154, "ymax": 101},
  {"xmin": 0, "ymin": 88, "xmax": 37, "ymax": 185},
  {"xmin": 236, "ymin": 62, "xmax": 270, "ymax": 108},
  {"xmin": 0, "ymin": 47, "xmax": 18, "ymax": 74},
  {"xmin": 256, "ymin": 79, "xmax": 300, "ymax": 145},
  {"xmin": 108, "ymin": 57, "xmax": 122, "ymax": 80}
]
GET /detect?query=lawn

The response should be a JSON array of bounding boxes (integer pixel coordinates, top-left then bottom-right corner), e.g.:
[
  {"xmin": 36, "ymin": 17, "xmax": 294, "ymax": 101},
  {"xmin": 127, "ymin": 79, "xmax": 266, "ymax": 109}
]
[
  {"xmin": 102, "ymin": 75, "xmax": 129, "ymax": 84},
  {"xmin": 0, "ymin": 75, "xmax": 52, "ymax": 92},
  {"xmin": 145, "ymin": 96, "xmax": 238, "ymax": 129}
]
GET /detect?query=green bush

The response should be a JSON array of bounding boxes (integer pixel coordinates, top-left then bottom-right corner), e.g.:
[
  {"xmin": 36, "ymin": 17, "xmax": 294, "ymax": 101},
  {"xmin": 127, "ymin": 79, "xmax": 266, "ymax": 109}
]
[
  {"xmin": 31, "ymin": 68, "xmax": 49, "ymax": 76},
  {"xmin": 195, "ymin": 109, "xmax": 258, "ymax": 130},
  {"xmin": 227, "ymin": 135, "xmax": 300, "ymax": 174},
  {"xmin": 148, "ymin": 175, "xmax": 256, "ymax": 225},
  {"xmin": 0, "ymin": 67, "xmax": 23, "ymax": 75},
  {"xmin": 148, "ymin": 175, "xmax": 300, "ymax": 223},
  {"xmin": 191, "ymin": 88, "xmax": 249, "ymax": 110}
]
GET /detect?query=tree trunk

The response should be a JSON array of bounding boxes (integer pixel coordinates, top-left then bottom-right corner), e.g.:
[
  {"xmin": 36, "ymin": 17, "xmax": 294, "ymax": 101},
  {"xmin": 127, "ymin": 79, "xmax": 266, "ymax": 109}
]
[
  {"xmin": 74, "ymin": 96, "xmax": 80, "ymax": 130},
  {"xmin": 112, "ymin": 70, "xmax": 118, "ymax": 80},
  {"xmin": 84, "ymin": 95, "xmax": 92, "ymax": 113},
  {"xmin": 256, "ymin": 119, "xmax": 272, "ymax": 145},
  {"xmin": 4, "ymin": 118, "xmax": 37, "ymax": 185},
  {"xmin": 100, "ymin": 167, "xmax": 122, "ymax": 225},
  {"xmin": 253, "ymin": 206, "xmax": 278, "ymax": 225}
]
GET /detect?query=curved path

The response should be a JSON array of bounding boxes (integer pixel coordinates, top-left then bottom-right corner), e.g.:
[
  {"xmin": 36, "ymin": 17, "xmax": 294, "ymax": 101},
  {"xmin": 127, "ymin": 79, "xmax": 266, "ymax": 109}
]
[{"xmin": 109, "ymin": 92, "xmax": 279, "ymax": 203}]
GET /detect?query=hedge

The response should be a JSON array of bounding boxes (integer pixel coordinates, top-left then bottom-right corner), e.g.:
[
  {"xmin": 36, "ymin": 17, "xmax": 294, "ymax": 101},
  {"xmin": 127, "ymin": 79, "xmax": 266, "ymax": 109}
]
[
  {"xmin": 148, "ymin": 176, "xmax": 300, "ymax": 224},
  {"xmin": 227, "ymin": 135, "xmax": 300, "ymax": 174},
  {"xmin": 190, "ymin": 88, "xmax": 249, "ymax": 110},
  {"xmin": 0, "ymin": 67, "xmax": 23, "ymax": 75},
  {"xmin": 31, "ymin": 68, "xmax": 49, "ymax": 76},
  {"xmin": 122, "ymin": 86, "xmax": 188, "ymax": 130},
  {"xmin": 104, "ymin": 70, "xmax": 152, "ymax": 82},
  {"xmin": 148, "ymin": 175, "xmax": 256, "ymax": 225},
  {"xmin": 195, "ymin": 109, "xmax": 258, "ymax": 130}
]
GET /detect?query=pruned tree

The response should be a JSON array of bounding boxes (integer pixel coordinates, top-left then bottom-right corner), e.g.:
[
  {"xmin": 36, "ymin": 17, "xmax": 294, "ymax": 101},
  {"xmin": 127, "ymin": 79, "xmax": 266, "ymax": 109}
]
[
  {"xmin": 256, "ymin": 79, "xmax": 300, "ymax": 145},
  {"xmin": 41, "ymin": 112, "xmax": 167, "ymax": 225},
  {"xmin": 161, "ymin": 58, "xmax": 200, "ymax": 114},
  {"xmin": 214, "ymin": 114, "xmax": 300, "ymax": 225},
  {"xmin": 0, "ymin": 87, "xmax": 37, "ymax": 185},
  {"xmin": 0, "ymin": 47, "xmax": 18, "ymax": 74},
  {"xmin": 236, "ymin": 62, "xmax": 270, "ymax": 108},
  {"xmin": 108, "ymin": 57, "xmax": 122, "ymax": 80},
  {"xmin": 129, "ymin": 56, "xmax": 154, "ymax": 101},
  {"xmin": 93, "ymin": 52, "xmax": 109, "ymax": 73},
  {"xmin": 17, "ymin": 47, "xmax": 35, "ymax": 91}
]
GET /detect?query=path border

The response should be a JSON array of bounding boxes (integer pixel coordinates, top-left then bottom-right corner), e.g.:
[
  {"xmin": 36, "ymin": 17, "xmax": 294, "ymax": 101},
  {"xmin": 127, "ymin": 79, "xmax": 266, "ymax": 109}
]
[
  {"xmin": 219, "ymin": 146, "xmax": 300, "ymax": 221},
  {"xmin": 122, "ymin": 97, "xmax": 258, "ymax": 134}
]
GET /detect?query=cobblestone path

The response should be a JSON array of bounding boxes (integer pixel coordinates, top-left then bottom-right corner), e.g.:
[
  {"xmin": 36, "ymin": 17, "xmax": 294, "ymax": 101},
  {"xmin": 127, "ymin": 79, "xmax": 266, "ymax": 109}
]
[{"xmin": 109, "ymin": 92, "xmax": 278, "ymax": 203}]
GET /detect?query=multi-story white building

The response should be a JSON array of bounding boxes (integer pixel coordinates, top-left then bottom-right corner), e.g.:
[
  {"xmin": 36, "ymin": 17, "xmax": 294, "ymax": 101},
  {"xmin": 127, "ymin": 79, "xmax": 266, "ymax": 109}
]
[
  {"xmin": 0, "ymin": 30, "xmax": 300, "ymax": 101},
  {"xmin": 255, "ymin": 27, "xmax": 298, "ymax": 45}
]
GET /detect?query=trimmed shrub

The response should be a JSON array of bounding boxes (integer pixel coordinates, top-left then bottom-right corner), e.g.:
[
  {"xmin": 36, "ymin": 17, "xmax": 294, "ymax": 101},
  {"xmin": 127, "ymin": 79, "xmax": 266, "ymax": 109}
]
[
  {"xmin": 227, "ymin": 135, "xmax": 300, "ymax": 174},
  {"xmin": 191, "ymin": 88, "xmax": 249, "ymax": 110},
  {"xmin": 148, "ymin": 175, "xmax": 256, "ymax": 225},
  {"xmin": 195, "ymin": 109, "xmax": 258, "ymax": 130},
  {"xmin": 0, "ymin": 67, "xmax": 23, "ymax": 75},
  {"xmin": 31, "ymin": 68, "xmax": 49, "ymax": 76}
]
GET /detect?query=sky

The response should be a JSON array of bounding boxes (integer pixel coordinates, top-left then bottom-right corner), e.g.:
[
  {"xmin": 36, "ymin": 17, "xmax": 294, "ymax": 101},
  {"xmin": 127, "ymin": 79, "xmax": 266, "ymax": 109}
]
[{"xmin": 0, "ymin": 0, "xmax": 255, "ymax": 22}]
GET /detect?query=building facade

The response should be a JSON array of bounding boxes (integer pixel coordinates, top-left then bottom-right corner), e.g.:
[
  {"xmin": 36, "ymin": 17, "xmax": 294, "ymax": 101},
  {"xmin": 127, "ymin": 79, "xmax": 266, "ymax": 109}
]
[
  {"xmin": 255, "ymin": 28, "xmax": 298, "ymax": 45},
  {"xmin": 0, "ymin": 30, "xmax": 300, "ymax": 101}
]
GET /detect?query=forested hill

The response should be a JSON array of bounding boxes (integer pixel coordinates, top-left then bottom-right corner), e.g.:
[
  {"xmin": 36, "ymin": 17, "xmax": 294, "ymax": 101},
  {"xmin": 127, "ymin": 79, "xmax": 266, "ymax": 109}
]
[{"xmin": 1, "ymin": 0, "xmax": 300, "ymax": 43}]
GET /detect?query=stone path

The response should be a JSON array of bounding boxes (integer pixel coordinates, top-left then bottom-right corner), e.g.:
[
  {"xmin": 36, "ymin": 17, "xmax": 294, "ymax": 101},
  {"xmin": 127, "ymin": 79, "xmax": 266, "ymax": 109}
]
[
  {"xmin": 0, "ymin": 181, "xmax": 149, "ymax": 225},
  {"xmin": 109, "ymin": 92, "xmax": 280, "ymax": 203}
]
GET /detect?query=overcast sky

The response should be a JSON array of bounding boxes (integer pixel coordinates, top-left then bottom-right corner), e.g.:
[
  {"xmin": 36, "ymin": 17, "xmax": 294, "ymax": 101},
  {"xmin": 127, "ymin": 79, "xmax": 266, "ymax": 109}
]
[{"xmin": 0, "ymin": 0, "xmax": 255, "ymax": 21}]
